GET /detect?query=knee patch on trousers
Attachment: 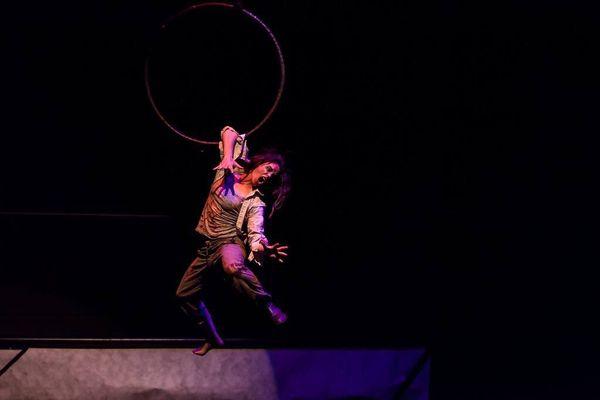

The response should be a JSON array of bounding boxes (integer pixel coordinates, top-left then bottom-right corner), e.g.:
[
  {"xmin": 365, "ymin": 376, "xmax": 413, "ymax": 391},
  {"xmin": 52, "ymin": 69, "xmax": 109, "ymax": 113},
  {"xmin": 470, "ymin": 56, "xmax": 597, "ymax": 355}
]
[{"xmin": 222, "ymin": 261, "xmax": 245, "ymax": 276}]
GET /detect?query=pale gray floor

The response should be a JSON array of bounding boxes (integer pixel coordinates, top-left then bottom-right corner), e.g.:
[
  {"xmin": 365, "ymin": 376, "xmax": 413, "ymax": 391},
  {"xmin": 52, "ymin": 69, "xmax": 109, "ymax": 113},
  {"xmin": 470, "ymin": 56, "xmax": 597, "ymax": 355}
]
[
  {"xmin": 0, "ymin": 348, "xmax": 278, "ymax": 400},
  {"xmin": 0, "ymin": 348, "xmax": 428, "ymax": 400},
  {"xmin": 0, "ymin": 350, "xmax": 21, "ymax": 370}
]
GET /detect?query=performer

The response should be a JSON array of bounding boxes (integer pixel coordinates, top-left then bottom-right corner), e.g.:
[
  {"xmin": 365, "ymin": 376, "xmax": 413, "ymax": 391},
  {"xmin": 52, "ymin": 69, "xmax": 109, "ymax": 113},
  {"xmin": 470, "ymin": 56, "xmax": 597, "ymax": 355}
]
[{"xmin": 176, "ymin": 126, "xmax": 290, "ymax": 356}]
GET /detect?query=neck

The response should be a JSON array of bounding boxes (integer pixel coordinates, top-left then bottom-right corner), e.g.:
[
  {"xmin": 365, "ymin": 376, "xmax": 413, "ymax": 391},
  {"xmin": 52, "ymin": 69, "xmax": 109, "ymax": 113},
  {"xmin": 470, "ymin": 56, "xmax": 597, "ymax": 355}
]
[{"xmin": 237, "ymin": 173, "xmax": 253, "ymax": 186}]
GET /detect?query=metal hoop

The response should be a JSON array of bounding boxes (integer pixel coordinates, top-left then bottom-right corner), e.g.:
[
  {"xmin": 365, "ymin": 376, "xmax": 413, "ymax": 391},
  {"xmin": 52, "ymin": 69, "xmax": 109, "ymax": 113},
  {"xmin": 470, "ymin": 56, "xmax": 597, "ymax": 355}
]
[{"xmin": 145, "ymin": 2, "xmax": 286, "ymax": 145}]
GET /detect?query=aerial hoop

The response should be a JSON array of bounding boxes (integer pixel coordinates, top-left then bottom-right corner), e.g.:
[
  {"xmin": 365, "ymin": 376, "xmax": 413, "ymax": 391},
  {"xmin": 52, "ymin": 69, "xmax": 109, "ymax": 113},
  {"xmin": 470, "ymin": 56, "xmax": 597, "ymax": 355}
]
[{"xmin": 145, "ymin": 2, "xmax": 286, "ymax": 145}]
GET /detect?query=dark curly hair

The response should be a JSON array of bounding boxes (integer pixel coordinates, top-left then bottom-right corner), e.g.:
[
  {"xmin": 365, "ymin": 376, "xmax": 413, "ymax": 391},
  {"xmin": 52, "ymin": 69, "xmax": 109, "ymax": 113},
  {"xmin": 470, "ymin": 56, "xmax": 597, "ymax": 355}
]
[{"xmin": 246, "ymin": 148, "xmax": 290, "ymax": 218}]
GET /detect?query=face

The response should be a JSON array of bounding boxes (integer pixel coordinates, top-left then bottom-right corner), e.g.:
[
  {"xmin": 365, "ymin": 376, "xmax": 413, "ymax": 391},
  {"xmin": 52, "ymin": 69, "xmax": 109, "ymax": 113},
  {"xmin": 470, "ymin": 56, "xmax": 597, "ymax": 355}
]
[{"xmin": 250, "ymin": 162, "xmax": 280, "ymax": 187}]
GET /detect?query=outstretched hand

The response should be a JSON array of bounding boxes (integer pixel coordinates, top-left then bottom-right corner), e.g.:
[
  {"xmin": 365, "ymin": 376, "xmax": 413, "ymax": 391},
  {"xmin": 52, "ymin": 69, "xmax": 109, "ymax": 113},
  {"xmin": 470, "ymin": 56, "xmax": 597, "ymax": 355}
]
[
  {"xmin": 260, "ymin": 240, "xmax": 289, "ymax": 264},
  {"xmin": 213, "ymin": 157, "xmax": 242, "ymax": 174}
]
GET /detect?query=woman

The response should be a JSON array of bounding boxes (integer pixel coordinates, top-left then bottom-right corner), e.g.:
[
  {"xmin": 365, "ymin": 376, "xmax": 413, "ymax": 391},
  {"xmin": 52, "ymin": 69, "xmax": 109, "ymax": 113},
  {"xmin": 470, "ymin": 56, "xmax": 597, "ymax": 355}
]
[{"xmin": 176, "ymin": 126, "xmax": 290, "ymax": 356}]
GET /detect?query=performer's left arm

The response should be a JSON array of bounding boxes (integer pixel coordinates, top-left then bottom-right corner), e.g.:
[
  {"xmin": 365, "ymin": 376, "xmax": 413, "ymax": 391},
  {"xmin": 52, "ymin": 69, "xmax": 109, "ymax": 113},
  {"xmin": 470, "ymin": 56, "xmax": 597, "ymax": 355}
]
[{"xmin": 247, "ymin": 204, "xmax": 288, "ymax": 265}]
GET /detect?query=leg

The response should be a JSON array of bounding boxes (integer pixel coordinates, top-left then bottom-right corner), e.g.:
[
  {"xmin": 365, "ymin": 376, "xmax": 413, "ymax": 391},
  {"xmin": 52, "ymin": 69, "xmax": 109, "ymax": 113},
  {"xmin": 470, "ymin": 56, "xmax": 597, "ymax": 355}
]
[
  {"xmin": 220, "ymin": 243, "xmax": 287, "ymax": 324},
  {"xmin": 220, "ymin": 243, "xmax": 271, "ymax": 302},
  {"xmin": 175, "ymin": 245, "xmax": 210, "ymax": 322},
  {"xmin": 176, "ymin": 244, "xmax": 224, "ymax": 353}
]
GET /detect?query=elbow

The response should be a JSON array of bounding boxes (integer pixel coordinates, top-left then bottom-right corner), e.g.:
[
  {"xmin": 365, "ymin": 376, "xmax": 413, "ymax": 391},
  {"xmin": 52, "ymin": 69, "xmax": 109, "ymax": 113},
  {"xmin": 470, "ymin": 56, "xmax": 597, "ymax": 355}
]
[{"xmin": 221, "ymin": 126, "xmax": 238, "ymax": 141}]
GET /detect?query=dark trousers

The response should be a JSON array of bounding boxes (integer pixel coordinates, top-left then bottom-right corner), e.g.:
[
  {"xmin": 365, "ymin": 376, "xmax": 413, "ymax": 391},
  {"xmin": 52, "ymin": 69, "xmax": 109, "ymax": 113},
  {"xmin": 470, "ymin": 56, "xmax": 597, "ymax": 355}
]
[{"xmin": 176, "ymin": 236, "xmax": 271, "ymax": 332}]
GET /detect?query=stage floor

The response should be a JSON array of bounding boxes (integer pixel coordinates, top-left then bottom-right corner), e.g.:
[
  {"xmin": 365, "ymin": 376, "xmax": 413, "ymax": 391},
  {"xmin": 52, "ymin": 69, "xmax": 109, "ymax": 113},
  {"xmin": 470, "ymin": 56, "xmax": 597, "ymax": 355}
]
[{"xmin": 0, "ymin": 344, "xmax": 429, "ymax": 400}]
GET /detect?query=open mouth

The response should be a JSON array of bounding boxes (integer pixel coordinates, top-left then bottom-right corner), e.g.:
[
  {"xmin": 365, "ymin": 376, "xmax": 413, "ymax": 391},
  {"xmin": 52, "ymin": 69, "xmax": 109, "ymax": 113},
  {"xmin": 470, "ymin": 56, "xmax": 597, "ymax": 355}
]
[{"xmin": 257, "ymin": 176, "xmax": 266, "ymax": 185}]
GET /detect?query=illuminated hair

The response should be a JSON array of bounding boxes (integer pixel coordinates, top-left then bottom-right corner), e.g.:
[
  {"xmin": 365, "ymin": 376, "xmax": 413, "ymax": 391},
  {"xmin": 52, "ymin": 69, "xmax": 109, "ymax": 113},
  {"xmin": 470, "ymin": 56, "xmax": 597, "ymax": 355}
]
[{"xmin": 246, "ymin": 148, "xmax": 290, "ymax": 218}]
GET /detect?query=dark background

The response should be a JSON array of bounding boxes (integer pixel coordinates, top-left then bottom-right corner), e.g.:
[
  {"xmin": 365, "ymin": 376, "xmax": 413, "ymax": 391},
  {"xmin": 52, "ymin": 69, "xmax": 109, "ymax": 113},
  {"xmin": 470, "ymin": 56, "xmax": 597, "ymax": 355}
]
[{"xmin": 1, "ymin": 1, "xmax": 598, "ymax": 398}]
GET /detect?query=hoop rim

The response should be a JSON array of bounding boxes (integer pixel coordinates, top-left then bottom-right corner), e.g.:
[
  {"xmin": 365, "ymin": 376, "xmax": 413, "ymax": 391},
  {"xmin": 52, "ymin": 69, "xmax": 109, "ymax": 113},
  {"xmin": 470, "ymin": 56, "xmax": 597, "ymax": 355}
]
[{"xmin": 145, "ymin": 2, "xmax": 286, "ymax": 145}]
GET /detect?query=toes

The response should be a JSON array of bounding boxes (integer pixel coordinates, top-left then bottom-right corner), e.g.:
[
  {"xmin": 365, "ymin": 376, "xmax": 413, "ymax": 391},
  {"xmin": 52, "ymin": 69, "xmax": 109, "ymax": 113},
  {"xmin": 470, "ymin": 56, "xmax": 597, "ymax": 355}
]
[{"xmin": 192, "ymin": 342, "xmax": 212, "ymax": 356}]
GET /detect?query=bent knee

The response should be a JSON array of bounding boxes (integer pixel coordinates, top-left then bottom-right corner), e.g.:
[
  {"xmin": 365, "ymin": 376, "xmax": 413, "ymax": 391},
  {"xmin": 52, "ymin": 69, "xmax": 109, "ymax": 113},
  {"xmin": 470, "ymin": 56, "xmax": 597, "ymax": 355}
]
[
  {"xmin": 175, "ymin": 286, "xmax": 195, "ymax": 302},
  {"xmin": 222, "ymin": 261, "xmax": 245, "ymax": 276},
  {"xmin": 175, "ymin": 289, "xmax": 187, "ymax": 302}
]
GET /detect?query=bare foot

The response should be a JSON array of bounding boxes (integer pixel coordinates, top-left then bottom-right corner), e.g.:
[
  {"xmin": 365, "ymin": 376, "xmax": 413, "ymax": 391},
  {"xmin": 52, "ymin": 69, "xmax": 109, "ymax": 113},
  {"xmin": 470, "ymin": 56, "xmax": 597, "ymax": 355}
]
[{"xmin": 192, "ymin": 342, "xmax": 213, "ymax": 356}]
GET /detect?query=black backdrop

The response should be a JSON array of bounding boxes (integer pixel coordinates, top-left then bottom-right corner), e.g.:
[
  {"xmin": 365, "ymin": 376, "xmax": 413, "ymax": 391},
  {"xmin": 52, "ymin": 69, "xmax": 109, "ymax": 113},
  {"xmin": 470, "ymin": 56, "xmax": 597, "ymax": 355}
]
[{"xmin": 1, "ymin": 1, "xmax": 599, "ymax": 398}]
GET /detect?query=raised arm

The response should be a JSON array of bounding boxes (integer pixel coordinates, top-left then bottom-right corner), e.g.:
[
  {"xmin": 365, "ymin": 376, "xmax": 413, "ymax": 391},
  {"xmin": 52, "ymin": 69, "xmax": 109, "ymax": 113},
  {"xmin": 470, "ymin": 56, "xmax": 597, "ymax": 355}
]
[
  {"xmin": 212, "ymin": 126, "xmax": 248, "ymax": 183},
  {"xmin": 213, "ymin": 126, "xmax": 242, "ymax": 174}
]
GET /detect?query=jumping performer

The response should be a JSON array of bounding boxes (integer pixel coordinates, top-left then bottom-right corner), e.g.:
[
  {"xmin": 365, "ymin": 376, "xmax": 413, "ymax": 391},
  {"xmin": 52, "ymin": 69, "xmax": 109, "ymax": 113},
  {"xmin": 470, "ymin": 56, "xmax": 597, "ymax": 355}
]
[{"xmin": 176, "ymin": 125, "xmax": 290, "ymax": 356}]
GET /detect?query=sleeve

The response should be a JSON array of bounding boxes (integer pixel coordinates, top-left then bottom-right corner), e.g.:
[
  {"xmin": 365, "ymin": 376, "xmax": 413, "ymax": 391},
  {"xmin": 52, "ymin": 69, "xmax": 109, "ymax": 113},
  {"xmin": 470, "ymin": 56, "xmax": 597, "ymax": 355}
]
[
  {"xmin": 246, "ymin": 201, "xmax": 268, "ymax": 265},
  {"xmin": 213, "ymin": 126, "xmax": 249, "ymax": 182}
]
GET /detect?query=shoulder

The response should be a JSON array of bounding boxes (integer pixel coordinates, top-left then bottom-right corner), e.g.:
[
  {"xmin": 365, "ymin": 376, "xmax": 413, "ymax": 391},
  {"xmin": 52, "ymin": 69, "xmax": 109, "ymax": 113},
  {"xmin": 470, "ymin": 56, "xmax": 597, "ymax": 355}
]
[{"xmin": 248, "ymin": 195, "xmax": 267, "ymax": 210}]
